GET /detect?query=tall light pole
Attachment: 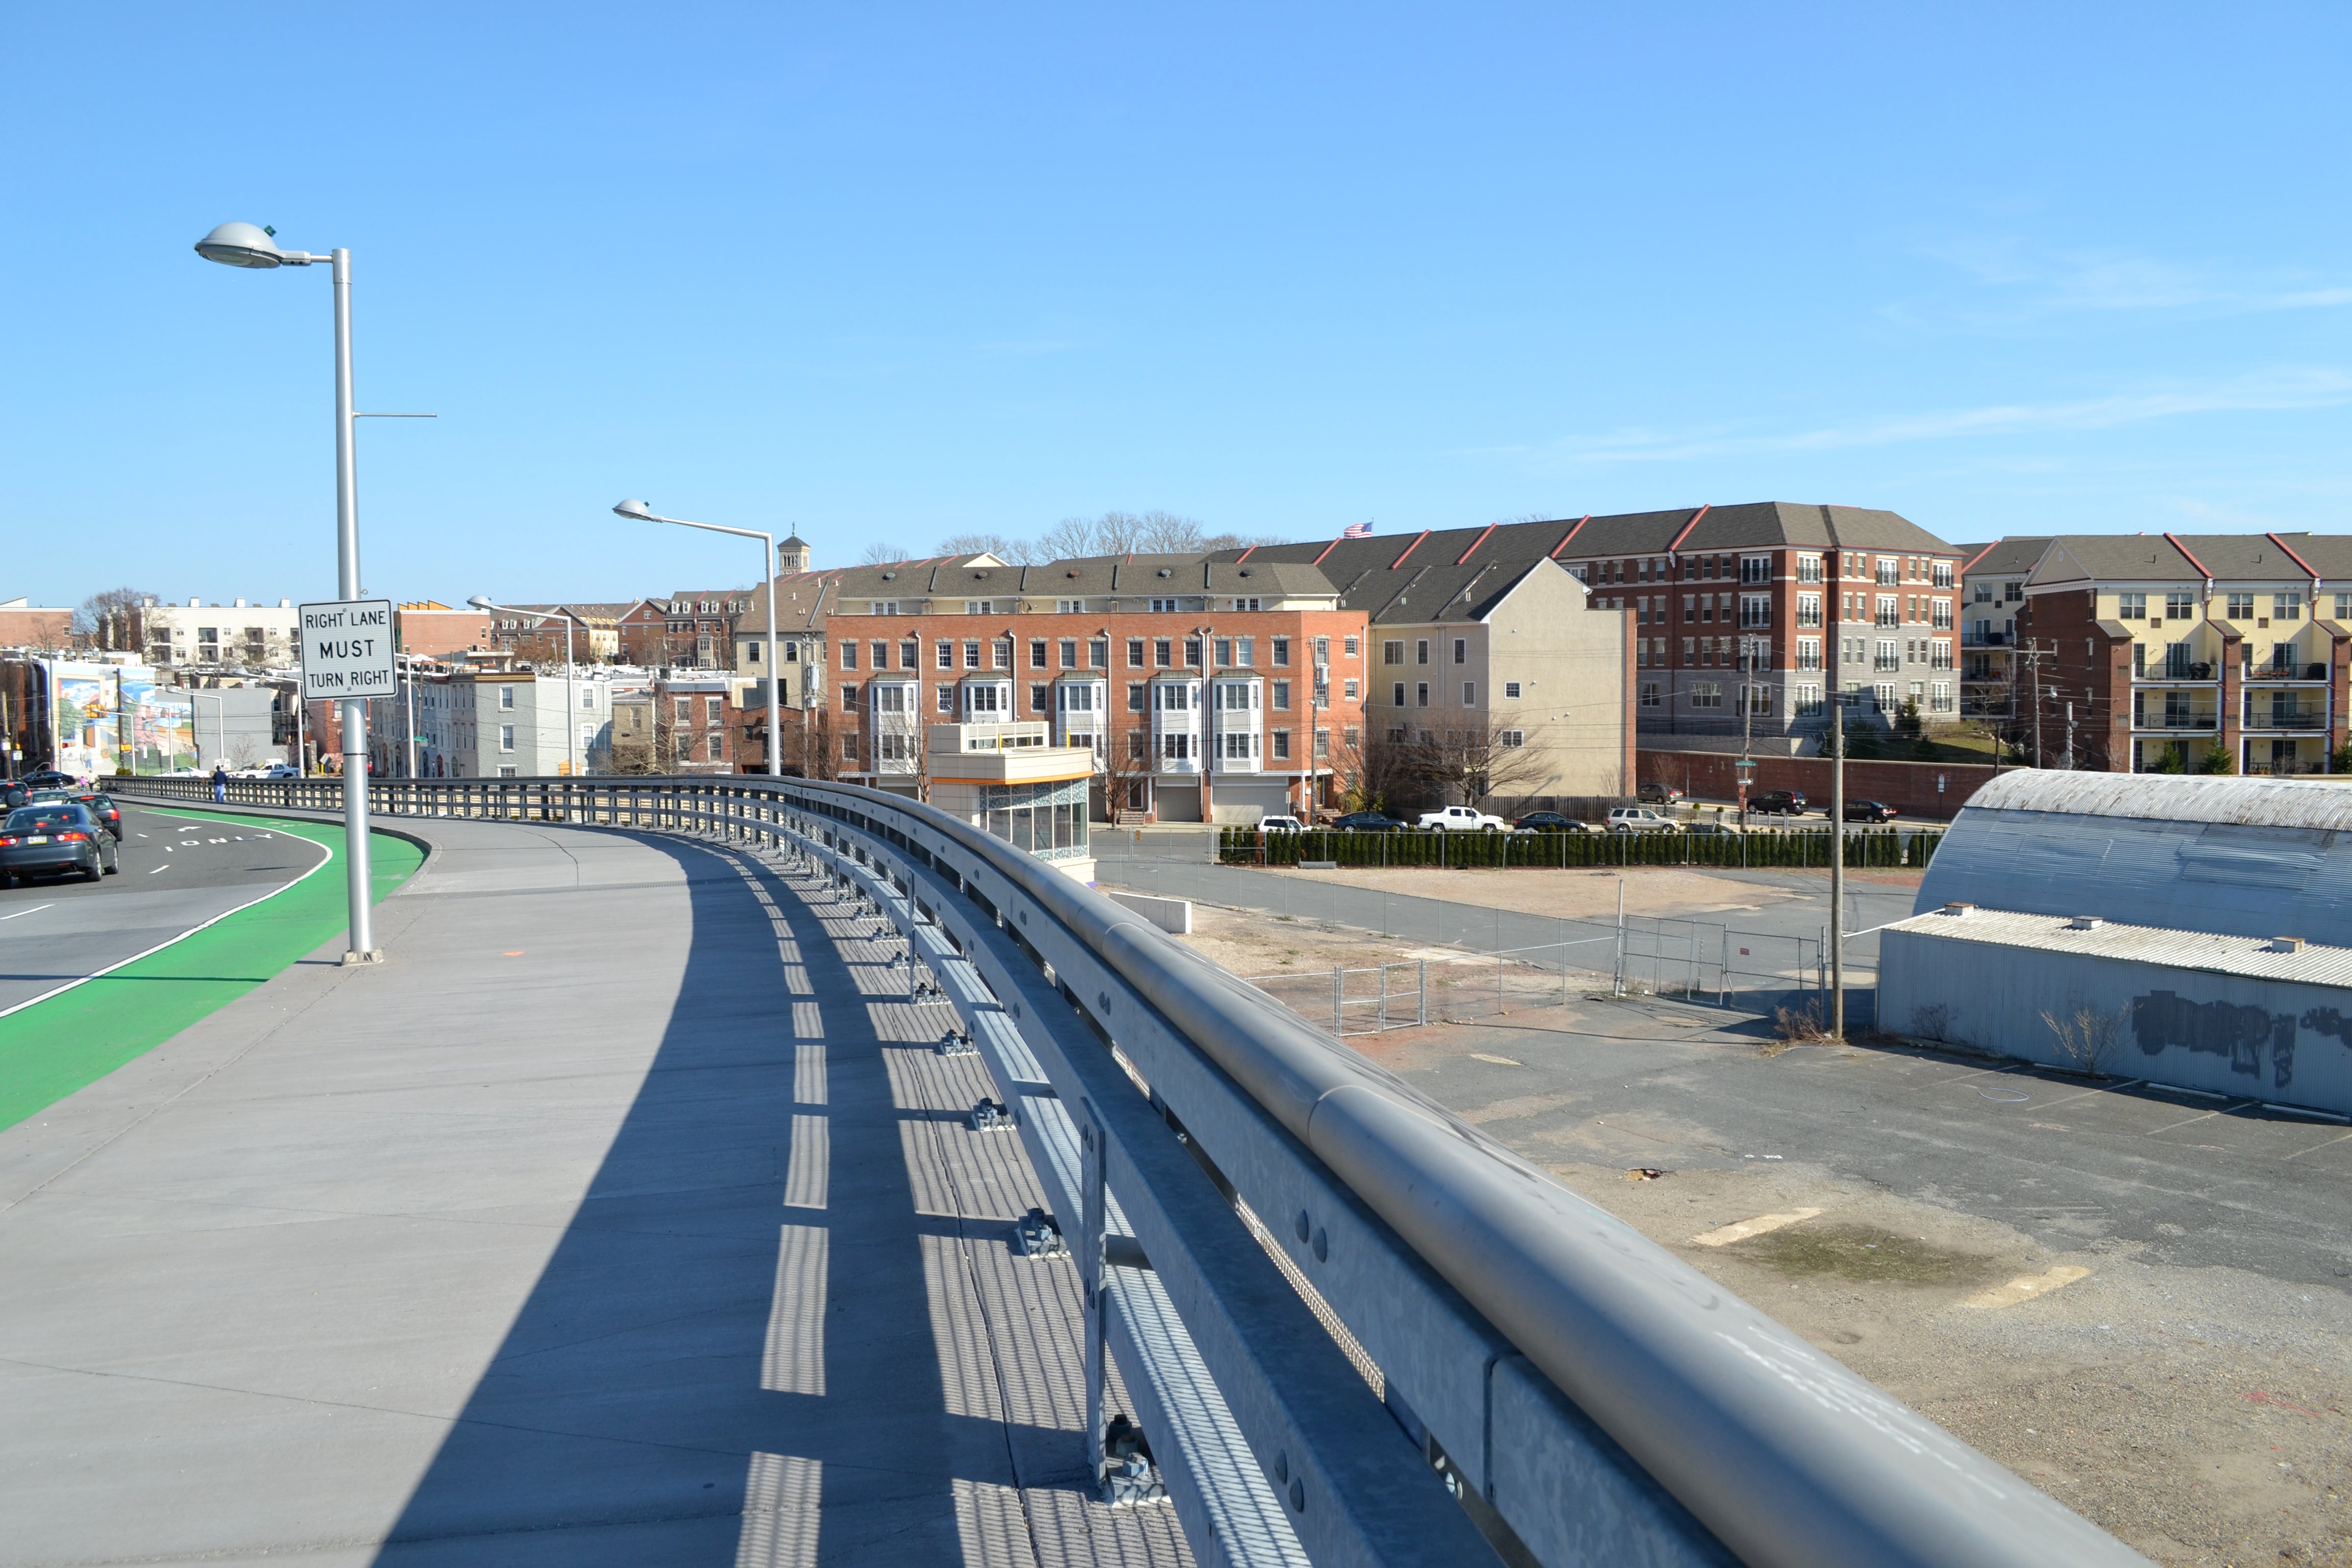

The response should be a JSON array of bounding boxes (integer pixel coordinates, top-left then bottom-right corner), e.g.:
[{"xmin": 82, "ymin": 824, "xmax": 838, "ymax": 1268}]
[
  {"xmin": 469, "ymin": 598, "xmax": 576, "ymax": 777},
  {"xmin": 193, "ymin": 222, "xmax": 385, "ymax": 963},
  {"xmin": 615, "ymin": 501, "xmax": 782, "ymax": 777}
]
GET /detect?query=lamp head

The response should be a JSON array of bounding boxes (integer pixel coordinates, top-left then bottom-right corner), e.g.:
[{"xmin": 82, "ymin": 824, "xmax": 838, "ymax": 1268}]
[
  {"xmin": 465, "ymin": 595, "xmax": 495, "ymax": 611},
  {"xmin": 613, "ymin": 498, "xmax": 657, "ymax": 522},
  {"xmin": 193, "ymin": 222, "xmax": 287, "ymax": 269}
]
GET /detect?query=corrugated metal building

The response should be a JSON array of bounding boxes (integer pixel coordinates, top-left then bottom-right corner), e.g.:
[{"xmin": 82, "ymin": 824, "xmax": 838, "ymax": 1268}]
[
  {"xmin": 1894, "ymin": 771, "xmax": 2352, "ymax": 1113},
  {"xmin": 1880, "ymin": 907, "xmax": 2352, "ymax": 1114},
  {"xmin": 1915, "ymin": 771, "xmax": 2352, "ymax": 945}
]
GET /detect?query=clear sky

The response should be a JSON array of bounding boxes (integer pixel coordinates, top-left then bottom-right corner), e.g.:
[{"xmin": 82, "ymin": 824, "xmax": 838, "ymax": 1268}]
[{"xmin": 5, "ymin": 5, "xmax": 2346, "ymax": 609}]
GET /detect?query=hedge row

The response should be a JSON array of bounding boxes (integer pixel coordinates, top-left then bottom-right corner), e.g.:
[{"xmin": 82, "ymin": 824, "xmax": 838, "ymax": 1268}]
[{"xmin": 1218, "ymin": 826, "xmax": 1938, "ymax": 870}]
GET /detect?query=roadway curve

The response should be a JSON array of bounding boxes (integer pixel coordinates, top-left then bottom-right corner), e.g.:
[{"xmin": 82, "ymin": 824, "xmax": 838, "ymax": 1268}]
[{"xmin": 0, "ymin": 804, "xmax": 332, "ymax": 1014}]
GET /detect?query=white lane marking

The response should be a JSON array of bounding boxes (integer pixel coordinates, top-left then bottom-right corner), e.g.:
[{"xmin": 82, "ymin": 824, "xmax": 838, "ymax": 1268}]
[
  {"xmin": 1692, "ymin": 1207, "xmax": 1824, "ymax": 1246},
  {"xmin": 1963, "ymin": 1266, "xmax": 2091, "ymax": 1310},
  {"xmin": 149, "ymin": 865, "xmax": 171, "ymax": 874},
  {"xmin": 0, "ymin": 812, "xmax": 335, "ymax": 1021},
  {"xmin": 0, "ymin": 904, "xmax": 56, "ymax": 921}
]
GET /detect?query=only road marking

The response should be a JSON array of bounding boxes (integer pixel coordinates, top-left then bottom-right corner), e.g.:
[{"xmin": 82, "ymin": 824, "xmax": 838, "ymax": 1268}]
[
  {"xmin": 1963, "ymin": 1265, "xmax": 2091, "ymax": 1310},
  {"xmin": 1692, "ymin": 1207, "xmax": 1823, "ymax": 1246}
]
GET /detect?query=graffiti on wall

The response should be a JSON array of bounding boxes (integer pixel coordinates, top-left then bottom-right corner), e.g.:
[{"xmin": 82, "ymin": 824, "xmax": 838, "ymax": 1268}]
[{"xmin": 2132, "ymin": 990, "xmax": 2301, "ymax": 1089}]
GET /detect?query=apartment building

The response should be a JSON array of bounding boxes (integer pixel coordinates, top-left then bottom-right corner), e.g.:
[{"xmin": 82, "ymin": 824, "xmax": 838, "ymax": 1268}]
[
  {"xmin": 1226, "ymin": 529, "xmax": 1632, "ymax": 802},
  {"xmin": 0, "ymin": 598, "xmax": 73, "ymax": 650},
  {"xmin": 2011, "ymin": 533, "xmax": 2352, "ymax": 774},
  {"xmin": 391, "ymin": 602, "xmax": 495, "ymax": 659},
  {"xmin": 813, "ymin": 553, "xmax": 1364, "ymax": 822},
  {"xmin": 111, "ymin": 597, "xmax": 301, "ymax": 670},
  {"xmin": 1955, "ymin": 538, "xmax": 2051, "ymax": 725},
  {"xmin": 395, "ymin": 668, "xmax": 626, "ymax": 778},
  {"xmin": 1558, "ymin": 505, "xmax": 1963, "ymax": 740}
]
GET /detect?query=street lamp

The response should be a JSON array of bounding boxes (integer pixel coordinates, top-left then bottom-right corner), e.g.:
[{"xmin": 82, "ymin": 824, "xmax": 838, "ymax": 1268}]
[
  {"xmin": 615, "ymin": 500, "xmax": 782, "ymax": 777},
  {"xmin": 468, "ymin": 598, "xmax": 578, "ymax": 778},
  {"xmin": 192, "ymin": 220, "xmax": 380, "ymax": 964}
]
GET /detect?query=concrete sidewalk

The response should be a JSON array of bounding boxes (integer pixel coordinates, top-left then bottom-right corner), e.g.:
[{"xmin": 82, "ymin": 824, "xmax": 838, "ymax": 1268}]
[{"xmin": 0, "ymin": 817, "xmax": 1190, "ymax": 1566}]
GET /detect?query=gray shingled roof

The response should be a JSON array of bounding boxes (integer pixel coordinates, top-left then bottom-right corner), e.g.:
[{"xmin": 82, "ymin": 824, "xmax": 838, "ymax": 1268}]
[
  {"xmin": 1208, "ymin": 502, "xmax": 1954, "ymax": 624},
  {"xmin": 2028, "ymin": 537, "xmax": 2213, "ymax": 585},
  {"xmin": 1958, "ymin": 538, "xmax": 2051, "ymax": 578}
]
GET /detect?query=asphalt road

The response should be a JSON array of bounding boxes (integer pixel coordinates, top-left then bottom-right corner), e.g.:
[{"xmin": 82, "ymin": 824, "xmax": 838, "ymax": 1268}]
[
  {"xmin": 0, "ymin": 804, "xmax": 332, "ymax": 1013},
  {"xmin": 1424, "ymin": 1000, "xmax": 2352, "ymax": 1286}
]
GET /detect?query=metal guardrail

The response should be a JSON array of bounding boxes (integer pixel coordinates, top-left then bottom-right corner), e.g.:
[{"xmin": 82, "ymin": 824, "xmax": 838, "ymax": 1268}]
[{"xmin": 116, "ymin": 773, "xmax": 2153, "ymax": 1568}]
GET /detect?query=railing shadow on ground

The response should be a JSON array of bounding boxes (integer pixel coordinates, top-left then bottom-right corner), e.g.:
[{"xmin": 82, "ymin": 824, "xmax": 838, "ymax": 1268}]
[{"xmin": 368, "ymin": 834, "xmax": 1054, "ymax": 1566}]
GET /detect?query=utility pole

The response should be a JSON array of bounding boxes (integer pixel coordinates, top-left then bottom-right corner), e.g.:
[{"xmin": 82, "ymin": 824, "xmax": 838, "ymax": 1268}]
[
  {"xmin": 1830, "ymin": 687, "xmax": 1847, "ymax": 1042},
  {"xmin": 1738, "ymin": 635, "xmax": 1754, "ymax": 830}
]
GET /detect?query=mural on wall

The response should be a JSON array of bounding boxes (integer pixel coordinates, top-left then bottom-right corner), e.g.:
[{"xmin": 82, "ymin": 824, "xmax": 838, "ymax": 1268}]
[{"xmin": 39, "ymin": 662, "xmax": 194, "ymax": 777}]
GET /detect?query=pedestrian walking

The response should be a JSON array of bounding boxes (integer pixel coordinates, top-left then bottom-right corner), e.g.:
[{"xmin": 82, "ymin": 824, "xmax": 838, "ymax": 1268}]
[{"xmin": 212, "ymin": 762, "xmax": 228, "ymax": 803}]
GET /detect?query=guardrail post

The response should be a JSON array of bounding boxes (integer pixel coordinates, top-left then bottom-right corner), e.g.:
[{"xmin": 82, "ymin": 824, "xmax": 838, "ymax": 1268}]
[
  {"xmin": 1079, "ymin": 1102, "xmax": 1111, "ymax": 1492},
  {"xmin": 1332, "ymin": 966, "xmax": 1343, "ymax": 1034}
]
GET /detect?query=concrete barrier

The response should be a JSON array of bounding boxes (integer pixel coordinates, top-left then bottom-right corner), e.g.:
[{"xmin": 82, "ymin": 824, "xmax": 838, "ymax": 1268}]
[{"xmin": 1108, "ymin": 889, "xmax": 1193, "ymax": 935}]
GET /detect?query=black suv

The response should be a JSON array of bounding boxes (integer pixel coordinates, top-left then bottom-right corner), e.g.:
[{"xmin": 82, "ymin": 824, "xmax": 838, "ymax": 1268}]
[{"xmin": 1749, "ymin": 789, "xmax": 1808, "ymax": 816}]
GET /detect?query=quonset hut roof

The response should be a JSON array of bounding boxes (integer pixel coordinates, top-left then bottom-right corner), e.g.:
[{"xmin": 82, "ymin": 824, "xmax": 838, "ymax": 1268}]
[{"xmin": 1915, "ymin": 772, "xmax": 2352, "ymax": 946}]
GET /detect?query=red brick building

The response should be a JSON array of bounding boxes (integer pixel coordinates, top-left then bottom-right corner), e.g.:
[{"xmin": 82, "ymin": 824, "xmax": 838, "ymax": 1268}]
[{"xmin": 818, "ymin": 555, "xmax": 1368, "ymax": 822}]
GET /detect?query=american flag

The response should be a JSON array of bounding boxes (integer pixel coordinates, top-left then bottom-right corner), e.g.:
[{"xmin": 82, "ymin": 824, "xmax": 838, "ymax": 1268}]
[{"xmin": 1341, "ymin": 520, "xmax": 1374, "ymax": 538}]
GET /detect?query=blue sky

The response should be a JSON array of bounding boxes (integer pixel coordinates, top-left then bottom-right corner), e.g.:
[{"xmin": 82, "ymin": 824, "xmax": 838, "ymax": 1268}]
[{"xmin": 4, "ymin": 5, "xmax": 2347, "ymax": 608}]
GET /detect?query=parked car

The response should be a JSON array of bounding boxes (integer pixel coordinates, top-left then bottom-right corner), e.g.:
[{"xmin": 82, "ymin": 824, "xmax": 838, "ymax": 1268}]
[
  {"xmin": 1332, "ymin": 810, "xmax": 1405, "ymax": 832},
  {"xmin": 1844, "ymin": 799, "xmax": 1900, "ymax": 823},
  {"xmin": 1682, "ymin": 819, "xmax": 1749, "ymax": 837},
  {"xmin": 1417, "ymin": 804, "xmax": 1509, "ymax": 832},
  {"xmin": 260, "ymin": 763, "xmax": 299, "ymax": 778},
  {"xmin": 1513, "ymin": 811, "xmax": 1590, "ymax": 832},
  {"xmin": 1637, "ymin": 780, "xmax": 1685, "ymax": 806},
  {"xmin": 1256, "ymin": 815, "xmax": 1304, "ymax": 834},
  {"xmin": 68, "ymin": 792, "xmax": 123, "ymax": 841},
  {"xmin": 1, "ymin": 802, "xmax": 119, "ymax": 884},
  {"xmin": 1748, "ymin": 789, "xmax": 1808, "ymax": 816},
  {"xmin": 1606, "ymin": 806, "xmax": 1679, "ymax": 834}
]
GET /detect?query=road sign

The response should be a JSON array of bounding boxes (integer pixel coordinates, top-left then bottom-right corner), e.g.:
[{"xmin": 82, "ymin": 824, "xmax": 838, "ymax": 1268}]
[{"xmin": 299, "ymin": 599, "xmax": 397, "ymax": 701}]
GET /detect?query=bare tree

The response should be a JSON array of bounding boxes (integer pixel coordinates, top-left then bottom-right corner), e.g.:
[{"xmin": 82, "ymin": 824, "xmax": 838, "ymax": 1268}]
[
  {"xmin": 1138, "ymin": 510, "xmax": 1206, "ymax": 553},
  {"xmin": 2043, "ymin": 1002, "xmax": 2128, "ymax": 1077},
  {"xmin": 1412, "ymin": 722, "xmax": 1553, "ymax": 808},
  {"xmin": 1100, "ymin": 724, "xmax": 1154, "ymax": 820},
  {"xmin": 1353, "ymin": 728, "xmax": 1423, "ymax": 815},
  {"xmin": 860, "ymin": 540, "xmax": 913, "ymax": 565},
  {"xmin": 79, "ymin": 586, "xmax": 154, "ymax": 647},
  {"xmin": 1200, "ymin": 530, "xmax": 1294, "ymax": 552},
  {"xmin": 937, "ymin": 531, "xmax": 1020, "ymax": 561}
]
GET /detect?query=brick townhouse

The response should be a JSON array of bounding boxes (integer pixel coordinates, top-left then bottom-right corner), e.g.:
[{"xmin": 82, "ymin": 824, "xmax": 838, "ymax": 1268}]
[{"xmin": 812, "ymin": 553, "xmax": 1368, "ymax": 823}]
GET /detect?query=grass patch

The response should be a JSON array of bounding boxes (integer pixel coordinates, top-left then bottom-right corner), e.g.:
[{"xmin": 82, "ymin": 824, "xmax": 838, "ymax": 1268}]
[{"xmin": 1741, "ymin": 1222, "xmax": 2005, "ymax": 1288}]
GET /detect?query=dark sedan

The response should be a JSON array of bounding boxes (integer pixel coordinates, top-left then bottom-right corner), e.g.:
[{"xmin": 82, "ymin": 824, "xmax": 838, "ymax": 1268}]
[
  {"xmin": 69, "ymin": 791, "xmax": 124, "ymax": 840},
  {"xmin": 22, "ymin": 770, "xmax": 76, "ymax": 791},
  {"xmin": 1, "ymin": 803, "xmax": 119, "ymax": 884},
  {"xmin": 1513, "ymin": 811, "xmax": 1590, "ymax": 832},
  {"xmin": 1844, "ymin": 799, "xmax": 1900, "ymax": 823},
  {"xmin": 1332, "ymin": 810, "xmax": 1406, "ymax": 832},
  {"xmin": 1749, "ymin": 789, "xmax": 1808, "ymax": 816}
]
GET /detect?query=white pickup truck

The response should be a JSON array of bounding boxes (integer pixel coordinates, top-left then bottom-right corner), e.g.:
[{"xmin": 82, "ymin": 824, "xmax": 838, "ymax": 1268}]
[{"xmin": 1416, "ymin": 804, "xmax": 1508, "ymax": 831}]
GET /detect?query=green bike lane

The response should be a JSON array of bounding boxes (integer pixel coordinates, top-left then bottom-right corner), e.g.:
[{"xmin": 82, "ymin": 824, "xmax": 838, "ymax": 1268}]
[{"xmin": 0, "ymin": 808, "xmax": 421, "ymax": 1132}]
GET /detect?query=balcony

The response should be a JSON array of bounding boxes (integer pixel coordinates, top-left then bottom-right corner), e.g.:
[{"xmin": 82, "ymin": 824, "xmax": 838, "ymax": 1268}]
[
  {"xmin": 2244, "ymin": 710, "xmax": 2329, "ymax": 732},
  {"xmin": 2243, "ymin": 663, "xmax": 2330, "ymax": 684},
  {"xmin": 1962, "ymin": 628, "xmax": 2009, "ymax": 647},
  {"xmin": 2132, "ymin": 712, "xmax": 2218, "ymax": 732},
  {"xmin": 2136, "ymin": 663, "xmax": 2216, "ymax": 683}
]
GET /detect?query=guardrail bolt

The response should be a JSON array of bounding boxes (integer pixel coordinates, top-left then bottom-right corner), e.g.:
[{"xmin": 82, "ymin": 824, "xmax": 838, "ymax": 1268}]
[
  {"xmin": 1014, "ymin": 1207, "xmax": 1069, "ymax": 1260},
  {"xmin": 1099, "ymin": 1414, "xmax": 1167, "ymax": 1506}
]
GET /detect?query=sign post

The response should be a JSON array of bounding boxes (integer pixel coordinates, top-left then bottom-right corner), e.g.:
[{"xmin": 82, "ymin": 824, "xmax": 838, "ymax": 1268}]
[{"xmin": 301, "ymin": 598, "xmax": 395, "ymax": 962}]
